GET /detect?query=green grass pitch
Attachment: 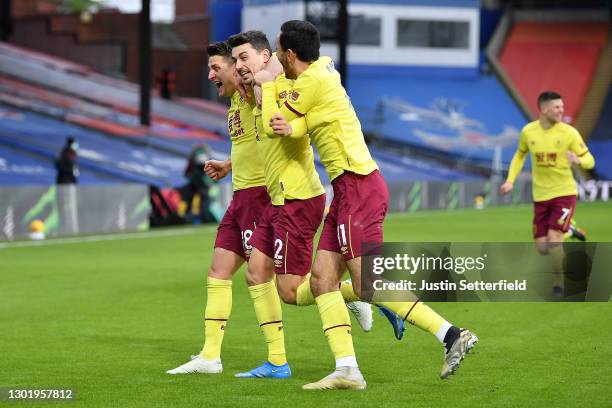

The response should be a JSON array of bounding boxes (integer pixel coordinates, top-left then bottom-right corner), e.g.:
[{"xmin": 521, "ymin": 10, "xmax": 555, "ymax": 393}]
[{"xmin": 1, "ymin": 202, "xmax": 611, "ymax": 407}]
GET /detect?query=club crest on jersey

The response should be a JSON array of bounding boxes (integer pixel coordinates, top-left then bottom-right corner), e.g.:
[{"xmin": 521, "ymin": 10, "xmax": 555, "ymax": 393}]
[{"xmin": 289, "ymin": 91, "xmax": 300, "ymax": 102}]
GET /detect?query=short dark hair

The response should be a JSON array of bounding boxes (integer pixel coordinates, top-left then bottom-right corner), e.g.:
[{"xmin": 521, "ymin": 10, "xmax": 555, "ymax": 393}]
[
  {"xmin": 227, "ymin": 30, "xmax": 271, "ymax": 53},
  {"xmin": 279, "ymin": 20, "xmax": 320, "ymax": 62},
  {"xmin": 206, "ymin": 41, "xmax": 232, "ymax": 60},
  {"xmin": 537, "ymin": 91, "xmax": 562, "ymax": 108}
]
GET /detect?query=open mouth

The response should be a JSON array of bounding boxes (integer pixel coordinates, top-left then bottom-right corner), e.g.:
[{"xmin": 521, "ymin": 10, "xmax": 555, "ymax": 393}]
[{"xmin": 213, "ymin": 80, "xmax": 223, "ymax": 89}]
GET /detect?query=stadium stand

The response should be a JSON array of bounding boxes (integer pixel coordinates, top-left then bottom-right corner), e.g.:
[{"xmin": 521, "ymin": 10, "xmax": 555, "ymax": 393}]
[
  {"xmin": 0, "ymin": 104, "xmax": 188, "ymax": 186},
  {"xmin": 0, "ymin": 142, "xmax": 115, "ymax": 186},
  {"xmin": 349, "ymin": 68, "xmax": 526, "ymax": 165},
  {"xmin": 0, "ymin": 41, "xmax": 480, "ymax": 186},
  {"xmin": 589, "ymin": 87, "xmax": 612, "ymax": 179},
  {"xmin": 499, "ymin": 22, "xmax": 609, "ymax": 121},
  {"xmin": 0, "ymin": 42, "xmax": 227, "ymax": 135}
]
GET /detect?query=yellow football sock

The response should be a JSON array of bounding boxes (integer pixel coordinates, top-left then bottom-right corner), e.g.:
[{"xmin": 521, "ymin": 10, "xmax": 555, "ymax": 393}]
[
  {"xmin": 296, "ymin": 274, "xmax": 315, "ymax": 306},
  {"xmin": 200, "ymin": 277, "xmax": 232, "ymax": 360},
  {"xmin": 297, "ymin": 275, "xmax": 361, "ymax": 306},
  {"xmin": 339, "ymin": 280, "xmax": 360, "ymax": 302},
  {"xmin": 377, "ymin": 300, "xmax": 446, "ymax": 336},
  {"xmin": 249, "ymin": 280, "xmax": 286, "ymax": 366},
  {"xmin": 316, "ymin": 291, "xmax": 355, "ymax": 359},
  {"xmin": 550, "ymin": 244, "xmax": 565, "ymax": 288}
]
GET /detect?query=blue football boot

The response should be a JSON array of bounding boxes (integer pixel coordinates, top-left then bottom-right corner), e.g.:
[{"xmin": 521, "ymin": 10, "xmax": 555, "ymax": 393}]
[
  {"xmin": 377, "ymin": 305, "xmax": 405, "ymax": 340},
  {"xmin": 235, "ymin": 361, "xmax": 292, "ymax": 379}
]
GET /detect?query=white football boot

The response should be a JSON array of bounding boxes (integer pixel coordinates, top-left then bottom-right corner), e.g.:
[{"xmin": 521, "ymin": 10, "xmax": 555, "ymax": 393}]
[
  {"xmin": 166, "ymin": 355, "xmax": 222, "ymax": 375},
  {"xmin": 303, "ymin": 366, "xmax": 367, "ymax": 390}
]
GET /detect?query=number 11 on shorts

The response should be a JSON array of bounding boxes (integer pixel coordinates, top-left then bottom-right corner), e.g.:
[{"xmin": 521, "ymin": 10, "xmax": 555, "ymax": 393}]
[{"xmin": 337, "ymin": 223, "xmax": 349, "ymax": 255}]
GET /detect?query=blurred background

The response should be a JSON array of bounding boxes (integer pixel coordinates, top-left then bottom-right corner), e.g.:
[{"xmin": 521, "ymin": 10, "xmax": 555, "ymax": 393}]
[{"xmin": 0, "ymin": 0, "xmax": 610, "ymax": 240}]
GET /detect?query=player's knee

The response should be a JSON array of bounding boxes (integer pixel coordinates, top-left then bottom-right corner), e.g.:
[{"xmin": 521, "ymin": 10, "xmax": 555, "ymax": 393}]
[
  {"xmin": 277, "ymin": 285, "xmax": 297, "ymax": 305},
  {"xmin": 535, "ymin": 239, "xmax": 549, "ymax": 255},
  {"xmin": 548, "ymin": 230, "xmax": 565, "ymax": 243},
  {"xmin": 208, "ymin": 265, "xmax": 233, "ymax": 280},
  {"xmin": 245, "ymin": 266, "xmax": 265, "ymax": 286},
  {"xmin": 309, "ymin": 272, "xmax": 325, "ymax": 297}
]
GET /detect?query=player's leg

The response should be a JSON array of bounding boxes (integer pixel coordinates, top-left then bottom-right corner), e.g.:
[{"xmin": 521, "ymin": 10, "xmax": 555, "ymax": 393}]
[
  {"xmin": 303, "ymin": 180, "xmax": 370, "ymax": 391},
  {"xmin": 200, "ymin": 248, "xmax": 244, "ymax": 358},
  {"xmin": 236, "ymin": 206, "xmax": 290, "ymax": 378},
  {"xmin": 352, "ymin": 170, "xmax": 477, "ymax": 379},
  {"xmin": 548, "ymin": 196, "xmax": 575, "ymax": 295},
  {"xmin": 547, "ymin": 229, "xmax": 565, "ymax": 294},
  {"xmin": 167, "ymin": 204, "xmax": 246, "ymax": 375},
  {"xmin": 565, "ymin": 217, "xmax": 587, "ymax": 241},
  {"xmin": 304, "ymin": 248, "xmax": 366, "ymax": 390},
  {"xmin": 269, "ymin": 194, "xmax": 371, "ymax": 329},
  {"xmin": 346, "ymin": 256, "xmax": 477, "ymax": 379},
  {"xmin": 538, "ymin": 195, "xmax": 575, "ymax": 295}
]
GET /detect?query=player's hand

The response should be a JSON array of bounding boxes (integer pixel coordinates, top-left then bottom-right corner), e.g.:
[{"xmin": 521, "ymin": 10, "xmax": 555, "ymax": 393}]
[
  {"xmin": 204, "ymin": 159, "xmax": 230, "ymax": 181},
  {"xmin": 254, "ymin": 55, "xmax": 283, "ymax": 86},
  {"xmin": 270, "ymin": 113, "xmax": 292, "ymax": 137},
  {"xmin": 254, "ymin": 69, "xmax": 278, "ymax": 86},
  {"xmin": 253, "ymin": 84, "xmax": 263, "ymax": 107},
  {"xmin": 500, "ymin": 181, "xmax": 513, "ymax": 194},
  {"xmin": 566, "ymin": 151, "xmax": 581, "ymax": 165}
]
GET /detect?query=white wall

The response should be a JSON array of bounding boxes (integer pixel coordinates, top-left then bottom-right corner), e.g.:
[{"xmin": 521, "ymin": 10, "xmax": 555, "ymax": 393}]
[{"xmin": 242, "ymin": 2, "xmax": 480, "ymax": 67}]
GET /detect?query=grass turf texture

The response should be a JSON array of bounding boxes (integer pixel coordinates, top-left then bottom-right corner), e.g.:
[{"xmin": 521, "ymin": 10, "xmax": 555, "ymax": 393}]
[{"xmin": 1, "ymin": 202, "xmax": 611, "ymax": 407}]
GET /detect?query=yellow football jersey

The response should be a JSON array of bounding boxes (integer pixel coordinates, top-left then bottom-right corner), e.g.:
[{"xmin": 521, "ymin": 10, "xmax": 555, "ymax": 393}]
[
  {"xmin": 228, "ymin": 92, "xmax": 266, "ymax": 191},
  {"xmin": 276, "ymin": 56, "xmax": 378, "ymax": 182},
  {"xmin": 507, "ymin": 121, "xmax": 595, "ymax": 202},
  {"xmin": 253, "ymin": 75, "xmax": 324, "ymax": 206}
]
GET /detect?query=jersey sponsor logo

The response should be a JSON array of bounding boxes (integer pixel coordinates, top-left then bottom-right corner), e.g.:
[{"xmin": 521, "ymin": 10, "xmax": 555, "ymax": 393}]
[
  {"xmin": 535, "ymin": 151, "xmax": 557, "ymax": 167},
  {"xmin": 229, "ymin": 110, "xmax": 245, "ymax": 138},
  {"xmin": 278, "ymin": 90, "xmax": 288, "ymax": 100}
]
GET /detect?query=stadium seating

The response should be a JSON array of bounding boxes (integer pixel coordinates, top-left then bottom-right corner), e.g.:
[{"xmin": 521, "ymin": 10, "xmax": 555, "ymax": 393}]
[
  {"xmin": 0, "ymin": 143, "xmax": 113, "ymax": 185},
  {"xmin": 0, "ymin": 42, "xmax": 482, "ymax": 186},
  {"xmin": 587, "ymin": 82, "xmax": 612, "ymax": 179},
  {"xmin": 348, "ymin": 67, "xmax": 527, "ymax": 165},
  {"xmin": 500, "ymin": 22, "xmax": 609, "ymax": 121},
  {"xmin": 0, "ymin": 104, "xmax": 190, "ymax": 186}
]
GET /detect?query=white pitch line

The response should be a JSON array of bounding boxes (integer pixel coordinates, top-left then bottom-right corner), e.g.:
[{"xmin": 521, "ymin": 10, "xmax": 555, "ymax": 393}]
[{"xmin": 0, "ymin": 227, "xmax": 215, "ymax": 250}]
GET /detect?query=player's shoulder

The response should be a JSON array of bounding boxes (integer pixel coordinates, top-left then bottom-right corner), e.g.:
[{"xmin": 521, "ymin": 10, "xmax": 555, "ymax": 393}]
[
  {"xmin": 521, "ymin": 120, "xmax": 540, "ymax": 134},
  {"xmin": 556, "ymin": 122, "xmax": 581, "ymax": 137},
  {"xmin": 304, "ymin": 56, "xmax": 334, "ymax": 79},
  {"xmin": 274, "ymin": 73, "xmax": 292, "ymax": 86}
]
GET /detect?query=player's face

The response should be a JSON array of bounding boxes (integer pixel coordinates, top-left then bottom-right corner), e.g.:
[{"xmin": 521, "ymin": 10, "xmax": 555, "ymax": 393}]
[
  {"xmin": 541, "ymin": 98, "xmax": 564, "ymax": 123},
  {"xmin": 207, "ymin": 55, "xmax": 237, "ymax": 97},
  {"xmin": 275, "ymin": 34, "xmax": 294, "ymax": 79},
  {"xmin": 231, "ymin": 43, "xmax": 269, "ymax": 87}
]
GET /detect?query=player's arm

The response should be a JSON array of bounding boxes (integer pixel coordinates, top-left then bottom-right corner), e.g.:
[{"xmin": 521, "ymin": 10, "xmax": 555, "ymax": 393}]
[
  {"xmin": 566, "ymin": 131, "xmax": 595, "ymax": 170},
  {"xmin": 261, "ymin": 82, "xmax": 308, "ymax": 138},
  {"xmin": 204, "ymin": 157, "xmax": 231, "ymax": 181},
  {"xmin": 276, "ymin": 72, "xmax": 319, "ymax": 122},
  {"xmin": 501, "ymin": 132, "xmax": 529, "ymax": 194}
]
